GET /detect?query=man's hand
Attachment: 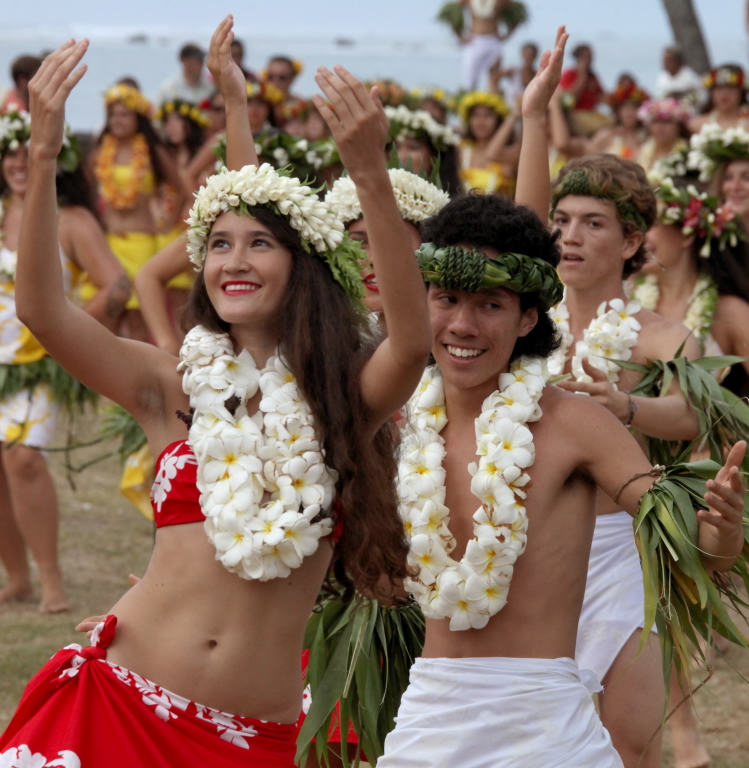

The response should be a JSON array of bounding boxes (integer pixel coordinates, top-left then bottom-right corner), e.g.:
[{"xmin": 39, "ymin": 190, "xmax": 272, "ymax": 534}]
[
  {"xmin": 699, "ymin": 441, "xmax": 747, "ymax": 568},
  {"xmin": 521, "ymin": 26, "xmax": 569, "ymax": 121},
  {"xmin": 312, "ymin": 66, "xmax": 389, "ymax": 183},
  {"xmin": 207, "ymin": 16, "xmax": 248, "ymax": 106},
  {"xmin": 556, "ymin": 358, "xmax": 630, "ymax": 422}
]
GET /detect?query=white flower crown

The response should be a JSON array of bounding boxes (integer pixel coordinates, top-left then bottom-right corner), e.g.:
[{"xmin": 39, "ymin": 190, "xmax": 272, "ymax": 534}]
[
  {"xmin": 385, "ymin": 105, "xmax": 460, "ymax": 152},
  {"xmin": 185, "ymin": 164, "xmax": 345, "ymax": 268},
  {"xmin": 325, "ymin": 168, "xmax": 450, "ymax": 226},
  {"xmin": 687, "ymin": 123, "xmax": 749, "ymax": 182}
]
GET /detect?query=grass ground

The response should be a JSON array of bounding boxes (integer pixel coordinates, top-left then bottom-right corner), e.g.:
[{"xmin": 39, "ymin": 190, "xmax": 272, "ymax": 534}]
[{"xmin": 0, "ymin": 409, "xmax": 748, "ymax": 766}]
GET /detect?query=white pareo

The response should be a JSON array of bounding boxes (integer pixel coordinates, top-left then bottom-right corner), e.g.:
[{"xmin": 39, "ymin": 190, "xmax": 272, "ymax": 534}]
[
  {"xmin": 576, "ymin": 511, "xmax": 656, "ymax": 682},
  {"xmin": 378, "ymin": 656, "xmax": 623, "ymax": 767}
]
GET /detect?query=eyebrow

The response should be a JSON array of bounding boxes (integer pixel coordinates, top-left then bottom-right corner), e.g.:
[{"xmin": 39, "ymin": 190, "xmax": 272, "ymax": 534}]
[
  {"xmin": 553, "ymin": 208, "xmax": 610, "ymax": 221},
  {"xmin": 208, "ymin": 228, "xmax": 275, "ymax": 240}
]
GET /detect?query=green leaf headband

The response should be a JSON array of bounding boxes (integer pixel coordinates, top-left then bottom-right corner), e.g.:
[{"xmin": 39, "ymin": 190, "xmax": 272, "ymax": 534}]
[
  {"xmin": 416, "ymin": 242, "xmax": 564, "ymax": 310},
  {"xmin": 550, "ymin": 167, "xmax": 650, "ymax": 233}
]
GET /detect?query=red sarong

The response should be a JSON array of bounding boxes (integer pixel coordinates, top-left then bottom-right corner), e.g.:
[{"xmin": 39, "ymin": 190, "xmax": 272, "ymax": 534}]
[{"xmin": 0, "ymin": 616, "xmax": 298, "ymax": 767}]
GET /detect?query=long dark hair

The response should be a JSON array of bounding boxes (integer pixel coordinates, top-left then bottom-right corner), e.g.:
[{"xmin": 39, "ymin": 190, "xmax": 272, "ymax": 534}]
[
  {"xmin": 693, "ymin": 230, "xmax": 749, "ymax": 304},
  {"xmin": 181, "ymin": 207, "xmax": 409, "ymax": 600},
  {"xmin": 99, "ymin": 112, "xmax": 168, "ymax": 186},
  {"xmin": 55, "ymin": 165, "xmax": 98, "ymax": 216}
]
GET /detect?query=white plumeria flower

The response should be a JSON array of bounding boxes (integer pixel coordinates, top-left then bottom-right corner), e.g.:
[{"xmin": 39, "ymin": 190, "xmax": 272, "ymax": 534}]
[
  {"xmin": 213, "ymin": 516, "xmax": 255, "ymax": 570},
  {"xmin": 407, "ymin": 534, "xmax": 450, "ymax": 586},
  {"xmin": 276, "ymin": 454, "xmax": 333, "ymax": 509},
  {"xmin": 410, "ymin": 498, "xmax": 450, "ymax": 539},
  {"xmin": 200, "ymin": 432, "xmax": 263, "ymax": 484},
  {"xmin": 432, "ymin": 569, "xmax": 490, "ymax": 631},
  {"xmin": 465, "ymin": 573, "xmax": 510, "ymax": 615},
  {"xmin": 481, "ymin": 419, "xmax": 535, "ymax": 470}
]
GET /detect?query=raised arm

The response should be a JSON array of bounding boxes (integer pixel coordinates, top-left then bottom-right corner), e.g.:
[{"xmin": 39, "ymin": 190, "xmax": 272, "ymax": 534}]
[
  {"xmin": 58, "ymin": 206, "xmax": 130, "ymax": 332},
  {"xmin": 313, "ymin": 67, "xmax": 431, "ymax": 428},
  {"xmin": 513, "ymin": 26, "xmax": 568, "ymax": 221},
  {"xmin": 134, "ymin": 238, "xmax": 192, "ymax": 356},
  {"xmin": 207, "ymin": 16, "xmax": 258, "ymax": 171},
  {"xmin": 18, "ymin": 41, "xmax": 179, "ymax": 426}
]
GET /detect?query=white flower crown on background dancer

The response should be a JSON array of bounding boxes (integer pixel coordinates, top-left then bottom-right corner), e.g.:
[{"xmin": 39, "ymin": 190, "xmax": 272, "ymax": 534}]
[
  {"xmin": 325, "ymin": 168, "xmax": 450, "ymax": 226},
  {"xmin": 185, "ymin": 164, "xmax": 365, "ymax": 302},
  {"xmin": 179, "ymin": 326, "xmax": 337, "ymax": 581},
  {"xmin": 385, "ymin": 105, "xmax": 460, "ymax": 152},
  {"xmin": 687, "ymin": 122, "xmax": 749, "ymax": 182}
]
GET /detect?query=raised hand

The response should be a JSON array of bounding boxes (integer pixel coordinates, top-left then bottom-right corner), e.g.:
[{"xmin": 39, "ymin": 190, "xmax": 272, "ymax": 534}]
[
  {"xmin": 28, "ymin": 39, "xmax": 88, "ymax": 162},
  {"xmin": 521, "ymin": 25, "xmax": 569, "ymax": 120},
  {"xmin": 312, "ymin": 66, "xmax": 389, "ymax": 182},
  {"xmin": 701, "ymin": 441, "xmax": 746, "ymax": 538},
  {"xmin": 207, "ymin": 15, "xmax": 248, "ymax": 105}
]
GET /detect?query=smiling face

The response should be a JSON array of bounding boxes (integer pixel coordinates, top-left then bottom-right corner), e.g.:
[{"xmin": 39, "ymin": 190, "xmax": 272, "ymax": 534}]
[
  {"xmin": 348, "ymin": 217, "xmax": 422, "ymax": 313},
  {"xmin": 721, "ymin": 159, "xmax": 749, "ymax": 219},
  {"xmin": 107, "ymin": 102, "xmax": 139, "ymax": 140},
  {"xmin": 1, "ymin": 144, "xmax": 29, "ymax": 197},
  {"xmin": 552, "ymin": 195, "xmax": 642, "ymax": 290},
  {"xmin": 203, "ymin": 210, "xmax": 294, "ymax": 332},
  {"xmin": 428, "ymin": 279, "xmax": 537, "ymax": 393}
]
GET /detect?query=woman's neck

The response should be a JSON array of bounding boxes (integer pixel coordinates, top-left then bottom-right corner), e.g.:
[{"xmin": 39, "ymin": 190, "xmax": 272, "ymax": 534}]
[
  {"xmin": 655, "ymin": 250, "xmax": 698, "ymax": 305},
  {"xmin": 230, "ymin": 324, "xmax": 279, "ymax": 369}
]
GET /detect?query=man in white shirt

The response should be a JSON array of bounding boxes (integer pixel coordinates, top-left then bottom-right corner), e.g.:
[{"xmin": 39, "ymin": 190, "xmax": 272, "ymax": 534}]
[
  {"xmin": 158, "ymin": 43, "xmax": 213, "ymax": 105},
  {"xmin": 653, "ymin": 47, "xmax": 704, "ymax": 101}
]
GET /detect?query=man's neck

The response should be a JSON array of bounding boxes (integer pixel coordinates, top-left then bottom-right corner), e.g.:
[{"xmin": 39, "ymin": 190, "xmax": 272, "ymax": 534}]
[
  {"xmin": 565, "ymin": 277, "xmax": 628, "ymax": 332},
  {"xmin": 442, "ymin": 368, "xmax": 507, "ymax": 423}
]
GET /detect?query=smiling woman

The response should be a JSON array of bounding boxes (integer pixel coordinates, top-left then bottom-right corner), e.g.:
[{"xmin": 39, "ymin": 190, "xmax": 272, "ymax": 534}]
[{"xmin": 0, "ymin": 14, "xmax": 432, "ymax": 768}]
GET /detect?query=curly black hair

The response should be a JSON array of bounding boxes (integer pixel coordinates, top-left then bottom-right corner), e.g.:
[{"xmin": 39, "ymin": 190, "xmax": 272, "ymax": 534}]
[{"xmin": 421, "ymin": 191, "xmax": 563, "ymax": 361}]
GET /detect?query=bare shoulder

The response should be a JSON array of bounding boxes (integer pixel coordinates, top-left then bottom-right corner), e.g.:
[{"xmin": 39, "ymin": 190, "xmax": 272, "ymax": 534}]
[
  {"xmin": 58, "ymin": 205, "xmax": 99, "ymax": 235},
  {"xmin": 715, "ymin": 294, "xmax": 749, "ymax": 323},
  {"xmin": 539, "ymin": 384, "xmax": 614, "ymax": 431},
  {"xmin": 636, "ymin": 309, "xmax": 695, "ymax": 360}
]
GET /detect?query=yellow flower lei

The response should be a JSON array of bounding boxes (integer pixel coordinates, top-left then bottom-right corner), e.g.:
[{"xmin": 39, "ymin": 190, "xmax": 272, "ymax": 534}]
[
  {"xmin": 94, "ymin": 133, "xmax": 152, "ymax": 211},
  {"xmin": 458, "ymin": 91, "xmax": 511, "ymax": 123}
]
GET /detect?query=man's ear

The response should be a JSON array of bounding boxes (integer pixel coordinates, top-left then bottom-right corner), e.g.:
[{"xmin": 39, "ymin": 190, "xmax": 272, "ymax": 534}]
[
  {"xmin": 518, "ymin": 305, "xmax": 538, "ymax": 338},
  {"xmin": 622, "ymin": 229, "xmax": 644, "ymax": 263}
]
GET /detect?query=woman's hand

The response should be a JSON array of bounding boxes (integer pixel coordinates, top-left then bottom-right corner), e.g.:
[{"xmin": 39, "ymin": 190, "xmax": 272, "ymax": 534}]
[
  {"xmin": 312, "ymin": 66, "xmax": 389, "ymax": 183},
  {"xmin": 207, "ymin": 16, "xmax": 247, "ymax": 106},
  {"xmin": 28, "ymin": 39, "xmax": 88, "ymax": 163},
  {"xmin": 521, "ymin": 26, "xmax": 568, "ymax": 121}
]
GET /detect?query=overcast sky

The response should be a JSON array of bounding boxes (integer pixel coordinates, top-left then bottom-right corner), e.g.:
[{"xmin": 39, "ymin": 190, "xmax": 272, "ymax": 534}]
[{"xmin": 1, "ymin": 0, "xmax": 745, "ymax": 48}]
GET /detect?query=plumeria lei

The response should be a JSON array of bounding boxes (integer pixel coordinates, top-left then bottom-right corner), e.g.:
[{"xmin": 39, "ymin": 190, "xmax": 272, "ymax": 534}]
[
  {"xmin": 385, "ymin": 105, "xmax": 460, "ymax": 153},
  {"xmin": 179, "ymin": 325, "xmax": 338, "ymax": 581},
  {"xmin": 185, "ymin": 165, "xmax": 364, "ymax": 302},
  {"xmin": 547, "ymin": 298, "xmax": 642, "ymax": 385},
  {"xmin": 631, "ymin": 273, "xmax": 718, "ymax": 350},
  {"xmin": 398, "ymin": 357, "xmax": 545, "ymax": 631},
  {"xmin": 687, "ymin": 122, "xmax": 749, "ymax": 182},
  {"xmin": 325, "ymin": 169, "xmax": 449, "ymax": 226}
]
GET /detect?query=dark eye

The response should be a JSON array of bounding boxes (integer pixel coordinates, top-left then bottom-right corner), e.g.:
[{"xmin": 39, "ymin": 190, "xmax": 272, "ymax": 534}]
[
  {"xmin": 553, "ymin": 215, "xmax": 567, "ymax": 226},
  {"xmin": 484, "ymin": 301, "xmax": 501, "ymax": 310},
  {"xmin": 209, "ymin": 237, "xmax": 230, "ymax": 249},
  {"xmin": 252, "ymin": 237, "xmax": 272, "ymax": 248}
]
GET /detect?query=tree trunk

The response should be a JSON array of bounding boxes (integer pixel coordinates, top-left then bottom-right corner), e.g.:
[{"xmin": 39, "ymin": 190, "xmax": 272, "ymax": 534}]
[{"xmin": 661, "ymin": 0, "xmax": 711, "ymax": 74}]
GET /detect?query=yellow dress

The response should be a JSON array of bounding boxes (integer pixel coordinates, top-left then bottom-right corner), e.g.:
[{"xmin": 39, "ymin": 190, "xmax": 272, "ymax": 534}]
[
  {"xmin": 0, "ymin": 248, "xmax": 81, "ymax": 448},
  {"xmin": 459, "ymin": 141, "xmax": 516, "ymax": 197},
  {"xmin": 81, "ymin": 165, "xmax": 160, "ymax": 309}
]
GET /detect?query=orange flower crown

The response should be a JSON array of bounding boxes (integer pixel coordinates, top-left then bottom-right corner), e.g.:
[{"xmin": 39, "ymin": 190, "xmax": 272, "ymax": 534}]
[
  {"xmin": 704, "ymin": 66, "xmax": 746, "ymax": 90},
  {"xmin": 104, "ymin": 84, "xmax": 152, "ymax": 117},
  {"xmin": 606, "ymin": 83, "xmax": 650, "ymax": 109},
  {"xmin": 246, "ymin": 80, "xmax": 285, "ymax": 105}
]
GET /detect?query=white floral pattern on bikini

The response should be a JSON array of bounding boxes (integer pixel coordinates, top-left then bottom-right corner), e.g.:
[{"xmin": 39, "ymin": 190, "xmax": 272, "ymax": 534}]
[
  {"xmin": 398, "ymin": 357, "xmax": 546, "ymax": 631},
  {"xmin": 178, "ymin": 325, "xmax": 337, "ymax": 581},
  {"xmin": 547, "ymin": 299, "xmax": 642, "ymax": 386}
]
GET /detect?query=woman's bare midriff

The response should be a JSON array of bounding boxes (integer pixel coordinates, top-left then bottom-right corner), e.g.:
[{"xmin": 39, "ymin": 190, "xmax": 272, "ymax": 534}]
[
  {"xmin": 106, "ymin": 523, "xmax": 333, "ymax": 723},
  {"xmin": 104, "ymin": 195, "xmax": 158, "ymax": 235}
]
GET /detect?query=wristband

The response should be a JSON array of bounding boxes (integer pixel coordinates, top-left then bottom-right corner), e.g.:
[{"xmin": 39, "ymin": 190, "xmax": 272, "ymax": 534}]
[{"xmin": 624, "ymin": 392, "xmax": 638, "ymax": 428}]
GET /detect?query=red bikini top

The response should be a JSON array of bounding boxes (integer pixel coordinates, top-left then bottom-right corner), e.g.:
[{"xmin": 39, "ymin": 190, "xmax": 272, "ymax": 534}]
[{"xmin": 150, "ymin": 439, "xmax": 344, "ymax": 541}]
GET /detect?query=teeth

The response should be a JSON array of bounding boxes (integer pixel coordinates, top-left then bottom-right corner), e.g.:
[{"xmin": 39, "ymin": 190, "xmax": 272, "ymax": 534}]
[
  {"xmin": 447, "ymin": 346, "xmax": 483, "ymax": 358},
  {"xmin": 224, "ymin": 284, "xmax": 258, "ymax": 292}
]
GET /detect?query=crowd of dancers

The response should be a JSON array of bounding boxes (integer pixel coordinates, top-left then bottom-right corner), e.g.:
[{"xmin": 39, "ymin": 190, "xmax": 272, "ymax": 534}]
[{"xmin": 1, "ymin": 4, "xmax": 749, "ymax": 768}]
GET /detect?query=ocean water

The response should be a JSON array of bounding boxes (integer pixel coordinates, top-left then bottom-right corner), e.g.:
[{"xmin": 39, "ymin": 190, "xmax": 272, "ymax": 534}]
[{"xmin": 0, "ymin": 28, "xmax": 746, "ymax": 132}]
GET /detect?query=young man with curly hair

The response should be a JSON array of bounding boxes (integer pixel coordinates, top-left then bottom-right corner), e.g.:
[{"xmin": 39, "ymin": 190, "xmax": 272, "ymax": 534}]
[
  {"xmin": 377, "ymin": 149, "xmax": 744, "ymax": 768},
  {"xmin": 549, "ymin": 154, "xmax": 703, "ymax": 768}
]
